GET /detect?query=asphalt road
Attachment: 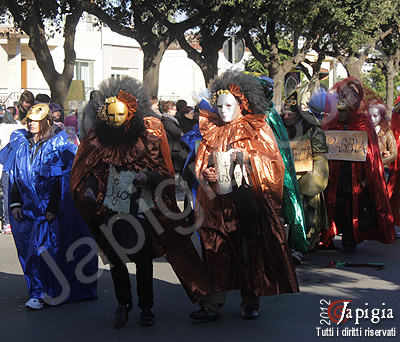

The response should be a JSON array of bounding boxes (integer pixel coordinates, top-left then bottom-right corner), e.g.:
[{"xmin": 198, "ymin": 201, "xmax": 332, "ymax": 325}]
[{"xmin": 0, "ymin": 233, "xmax": 399, "ymax": 342}]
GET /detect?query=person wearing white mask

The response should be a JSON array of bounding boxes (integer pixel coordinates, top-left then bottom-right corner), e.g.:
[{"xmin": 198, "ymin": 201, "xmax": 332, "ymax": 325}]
[
  {"xmin": 368, "ymin": 103, "xmax": 397, "ymax": 170},
  {"xmin": 190, "ymin": 71, "xmax": 298, "ymax": 322}
]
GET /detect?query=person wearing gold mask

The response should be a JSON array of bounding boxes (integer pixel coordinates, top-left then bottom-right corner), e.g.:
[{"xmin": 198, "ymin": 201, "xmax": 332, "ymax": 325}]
[
  {"xmin": 71, "ymin": 76, "xmax": 209, "ymax": 329},
  {"xmin": 0, "ymin": 103, "xmax": 98, "ymax": 310},
  {"xmin": 190, "ymin": 71, "xmax": 298, "ymax": 322},
  {"xmin": 281, "ymin": 91, "xmax": 329, "ymax": 251}
]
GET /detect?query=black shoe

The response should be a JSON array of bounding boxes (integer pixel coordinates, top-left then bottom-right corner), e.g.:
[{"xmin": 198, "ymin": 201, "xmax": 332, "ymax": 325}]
[
  {"xmin": 139, "ymin": 309, "xmax": 155, "ymax": 327},
  {"xmin": 113, "ymin": 304, "xmax": 129, "ymax": 329},
  {"xmin": 291, "ymin": 249, "xmax": 304, "ymax": 265},
  {"xmin": 342, "ymin": 244, "xmax": 356, "ymax": 254},
  {"xmin": 189, "ymin": 308, "xmax": 219, "ymax": 322},
  {"xmin": 240, "ymin": 305, "xmax": 260, "ymax": 320}
]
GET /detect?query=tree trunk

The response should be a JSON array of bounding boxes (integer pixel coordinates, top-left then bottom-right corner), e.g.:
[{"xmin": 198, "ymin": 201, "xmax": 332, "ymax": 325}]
[
  {"xmin": 201, "ymin": 53, "xmax": 219, "ymax": 87},
  {"xmin": 49, "ymin": 77, "xmax": 71, "ymax": 107},
  {"xmin": 177, "ymin": 34, "xmax": 219, "ymax": 89},
  {"xmin": 340, "ymin": 56, "xmax": 364, "ymax": 79},
  {"xmin": 271, "ymin": 69, "xmax": 285, "ymax": 113},
  {"xmin": 385, "ymin": 58, "xmax": 395, "ymax": 116},
  {"xmin": 24, "ymin": 9, "xmax": 82, "ymax": 107},
  {"xmin": 309, "ymin": 55, "xmax": 325, "ymax": 93},
  {"xmin": 270, "ymin": 56, "xmax": 298, "ymax": 112},
  {"xmin": 142, "ymin": 41, "xmax": 169, "ymax": 99},
  {"xmin": 27, "ymin": 32, "xmax": 71, "ymax": 106}
]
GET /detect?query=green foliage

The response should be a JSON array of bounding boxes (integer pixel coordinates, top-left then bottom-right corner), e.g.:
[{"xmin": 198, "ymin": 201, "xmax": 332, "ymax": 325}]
[
  {"xmin": 244, "ymin": 34, "xmax": 294, "ymax": 74},
  {"xmin": 362, "ymin": 64, "xmax": 400, "ymax": 100},
  {"xmin": 245, "ymin": 56, "xmax": 268, "ymax": 75},
  {"xmin": 0, "ymin": 0, "xmax": 83, "ymax": 38}
]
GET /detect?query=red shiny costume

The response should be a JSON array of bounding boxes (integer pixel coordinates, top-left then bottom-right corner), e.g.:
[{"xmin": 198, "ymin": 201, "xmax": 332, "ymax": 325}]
[
  {"xmin": 321, "ymin": 78, "xmax": 395, "ymax": 246},
  {"xmin": 387, "ymin": 95, "xmax": 400, "ymax": 225}
]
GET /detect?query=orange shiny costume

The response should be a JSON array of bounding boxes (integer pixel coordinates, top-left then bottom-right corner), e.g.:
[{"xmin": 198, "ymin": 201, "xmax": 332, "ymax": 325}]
[
  {"xmin": 194, "ymin": 110, "xmax": 299, "ymax": 296},
  {"xmin": 71, "ymin": 116, "xmax": 209, "ymax": 301}
]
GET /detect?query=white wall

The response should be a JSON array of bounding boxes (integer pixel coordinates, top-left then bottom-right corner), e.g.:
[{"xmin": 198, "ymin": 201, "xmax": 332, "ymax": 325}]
[
  {"xmin": 103, "ymin": 45, "xmax": 141, "ymax": 81},
  {"xmin": 4, "ymin": 38, "xmax": 22, "ymax": 92},
  {"xmin": 26, "ymin": 59, "xmax": 49, "ymax": 94},
  {"xmin": 159, "ymin": 49, "xmax": 206, "ymax": 105},
  {"xmin": 218, "ymin": 49, "xmax": 249, "ymax": 75},
  {"xmin": 158, "ymin": 49, "xmax": 249, "ymax": 106},
  {"xmin": 0, "ymin": 45, "xmax": 9, "ymax": 91}
]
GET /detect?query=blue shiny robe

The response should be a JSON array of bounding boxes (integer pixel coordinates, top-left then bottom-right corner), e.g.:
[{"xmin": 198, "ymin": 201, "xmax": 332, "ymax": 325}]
[
  {"xmin": 0, "ymin": 129, "xmax": 97, "ymax": 304},
  {"xmin": 181, "ymin": 124, "xmax": 202, "ymax": 206}
]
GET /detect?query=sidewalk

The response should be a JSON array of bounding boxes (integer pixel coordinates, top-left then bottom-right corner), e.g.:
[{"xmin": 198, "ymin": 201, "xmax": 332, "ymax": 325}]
[{"xmin": 0, "ymin": 234, "xmax": 399, "ymax": 342}]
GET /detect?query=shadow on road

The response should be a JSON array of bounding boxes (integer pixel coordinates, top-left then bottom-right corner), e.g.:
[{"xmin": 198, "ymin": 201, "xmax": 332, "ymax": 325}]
[{"xmin": 0, "ymin": 235, "xmax": 399, "ymax": 342}]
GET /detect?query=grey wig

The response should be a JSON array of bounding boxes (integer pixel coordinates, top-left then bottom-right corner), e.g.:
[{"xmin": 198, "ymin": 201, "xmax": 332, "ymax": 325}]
[
  {"xmin": 98, "ymin": 76, "xmax": 153, "ymax": 116},
  {"xmin": 209, "ymin": 71, "xmax": 270, "ymax": 115}
]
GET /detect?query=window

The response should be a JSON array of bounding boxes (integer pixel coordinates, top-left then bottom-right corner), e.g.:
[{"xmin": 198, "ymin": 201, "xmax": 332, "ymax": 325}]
[
  {"xmin": 74, "ymin": 60, "xmax": 94, "ymax": 94},
  {"xmin": 111, "ymin": 74, "xmax": 122, "ymax": 81},
  {"xmin": 111, "ymin": 67, "xmax": 139, "ymax": 80}
]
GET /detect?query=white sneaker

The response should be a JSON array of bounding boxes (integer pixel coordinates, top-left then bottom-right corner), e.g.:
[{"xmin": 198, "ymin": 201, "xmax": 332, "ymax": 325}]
[
  {"xmin": 25, "ymin": 298, "xmax": 44, "ymax": 310},
  {"xmin": 3, "ymin": 224, "xmax": 11, "ymax": 234}
]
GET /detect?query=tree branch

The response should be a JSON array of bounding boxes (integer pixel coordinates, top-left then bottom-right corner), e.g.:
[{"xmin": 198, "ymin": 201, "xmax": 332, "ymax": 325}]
[
  {"xmin": 242, "ymin": 30, "xmax": 268, "ymax": 64},
  {"xmin": 62, "ymin": 7, "xmax": 83, "ymax": 78},
  {"xmin": 79, "ymin": 1, "xmax": 137, "ymax": 40}
]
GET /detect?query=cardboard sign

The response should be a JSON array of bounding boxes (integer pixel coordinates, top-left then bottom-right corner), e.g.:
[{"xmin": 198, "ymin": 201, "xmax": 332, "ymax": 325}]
[
  {"xmin": 64, "ymin": 80, "xmax": 85, "ymax": 111},
  {"xmin": 103, "ymin": 165, "xmax": 137, "ymax": 213},
  {"xmin": 213, "ymin": 151, "xmax": 234, "ymax": 195},
  {"xmin": 325, "ymin": 130, "xmax": 368, "ymax": 162},
  {"xmin": 213, "ymin": 150, "xmax": 249, "ymax": 195},
  {"xmin": 290, "ymin": 139, "xmax": 313, "ymax": 173}
]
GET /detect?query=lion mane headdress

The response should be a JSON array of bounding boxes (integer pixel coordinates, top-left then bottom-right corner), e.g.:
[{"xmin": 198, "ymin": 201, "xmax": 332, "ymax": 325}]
[
  {"xmin": 209, "ymin": 71, "xmax": 270, "ymax": 115},
  {"xmin": 95, "ymin": 76, "xmax": 154, "ymax": 145}
]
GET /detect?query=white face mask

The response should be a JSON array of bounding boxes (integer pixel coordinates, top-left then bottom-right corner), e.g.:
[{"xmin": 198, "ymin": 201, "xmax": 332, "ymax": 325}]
[
  {"xmin": 217, "ymin": 93, "xmax": 241, "ymax": 123},
  {"xmin": 369, "ymin": 107, "xmax": 381, "ymax": 127}
]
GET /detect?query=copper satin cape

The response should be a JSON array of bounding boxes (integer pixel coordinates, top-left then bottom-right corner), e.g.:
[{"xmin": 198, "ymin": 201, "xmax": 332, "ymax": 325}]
[
  {"xmin": 195, "ymin": 110, "xmax": 298, "ymax": 296},
  {"xmin": 322, "ymin": 113, "xmax": 395, "ymax": 246},
  {"xmin": 70, "ymin": 116, "xmax": 209, "ymax": 301}
]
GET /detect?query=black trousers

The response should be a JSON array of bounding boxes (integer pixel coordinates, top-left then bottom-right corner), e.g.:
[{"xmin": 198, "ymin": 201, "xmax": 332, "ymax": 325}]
[
  {"xmin": 335, "ymin": 194, "xmax": 356, "ymax": 249},
  {"xmin": 110, "ymin": 239, "xmax": 153, "ymax": 310},
  {"xmin": 108, "ymin": 218, "xmax": 154, "ymax": 310},
  {"xmin": 335, "ymin": 162, "xmax": 356, "ymax": 249}
]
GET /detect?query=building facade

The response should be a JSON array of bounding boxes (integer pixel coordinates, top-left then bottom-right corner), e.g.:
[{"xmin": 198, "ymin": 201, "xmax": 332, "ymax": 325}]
[{"xmin": 0, "ymin": 14, "xmax": 249, "ymax": 107}]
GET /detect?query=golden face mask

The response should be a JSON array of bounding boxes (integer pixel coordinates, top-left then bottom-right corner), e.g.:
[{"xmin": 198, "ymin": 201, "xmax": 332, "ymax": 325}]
[
  {"xmin": 99, "ymin": 97, "xmax": 129, "ymax": 127},
  {"xmin": 284, "ymin": 99, "xmax": 297, "ymax": 107},
  {"xmin": 25, "ymin": 103, "xmax": 50, "ymax": 121}
]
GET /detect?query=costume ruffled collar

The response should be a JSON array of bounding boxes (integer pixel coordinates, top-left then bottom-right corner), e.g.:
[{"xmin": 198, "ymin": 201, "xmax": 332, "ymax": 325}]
[
  {"xmin": 84, "ymin": 131, "xmax": 144, "ymax": 170},
  {"xmin": 199, "ymin": 110, "xmax": 266, "ymax": 149}
]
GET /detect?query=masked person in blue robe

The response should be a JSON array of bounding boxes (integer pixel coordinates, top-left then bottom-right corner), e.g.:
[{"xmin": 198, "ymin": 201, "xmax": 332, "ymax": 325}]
[{"xmin": 0, "ymin": 103, "xmax": 98, "ymax": 310}]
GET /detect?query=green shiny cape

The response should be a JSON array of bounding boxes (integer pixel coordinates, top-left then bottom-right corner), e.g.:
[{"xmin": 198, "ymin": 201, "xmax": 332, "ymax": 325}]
[{"xmin": 266, "ymin": 106, "xmax": 309, "ymax": 252}]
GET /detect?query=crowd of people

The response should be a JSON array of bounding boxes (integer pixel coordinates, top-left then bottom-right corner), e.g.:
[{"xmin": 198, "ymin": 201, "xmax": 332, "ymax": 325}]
[{"xmin": 0, "ymin": 71, "xmax": 398, "ymax": 329}]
